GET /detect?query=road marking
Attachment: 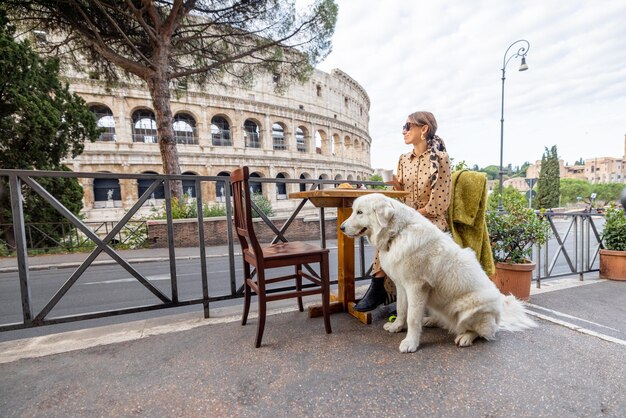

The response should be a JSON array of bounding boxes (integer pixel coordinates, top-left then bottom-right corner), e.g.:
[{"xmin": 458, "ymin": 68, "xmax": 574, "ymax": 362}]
[
  {"xmin": 83, "ymin": 274, "xmax": 188, "ymax": 285},
  {"xmin": 526, "ymin": 303, "xmax": 621, "ymax": 332},
  {"xmin": 526, "ymin": 310, "xmax": 626, "ymax": 347}
]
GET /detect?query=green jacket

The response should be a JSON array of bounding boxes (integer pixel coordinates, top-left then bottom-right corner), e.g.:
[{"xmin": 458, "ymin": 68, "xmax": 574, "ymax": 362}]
[{"xmin": 446, "ymin": 170, "xmax": 495, "ymax": 276}]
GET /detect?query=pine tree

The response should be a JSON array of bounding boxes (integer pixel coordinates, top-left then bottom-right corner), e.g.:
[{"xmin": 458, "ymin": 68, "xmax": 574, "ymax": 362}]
[
  {"xmin": 0, "ymin": 9, "xmax": 100, "ymax": 250},
  {"xmin": 535, "ymin": 145, "xmax": 560, "ymax": 209}
]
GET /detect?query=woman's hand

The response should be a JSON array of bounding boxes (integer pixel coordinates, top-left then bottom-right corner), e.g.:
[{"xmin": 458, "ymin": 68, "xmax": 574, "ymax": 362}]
[{"xmin": 390, "ymin": 174, "xmax": 403, "ymax": 191}]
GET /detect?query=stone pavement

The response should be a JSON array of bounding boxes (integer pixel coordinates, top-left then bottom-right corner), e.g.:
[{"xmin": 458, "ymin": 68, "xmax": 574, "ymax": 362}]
[{"xmin": 0, "ymin": 271, "xmax": 624, "ymax": 417}]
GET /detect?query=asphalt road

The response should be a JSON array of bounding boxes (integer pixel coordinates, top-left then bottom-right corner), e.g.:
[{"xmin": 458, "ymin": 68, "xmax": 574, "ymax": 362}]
[
  {"xmin": 0, "ymin": 218, "xmax": 602, "ymax": 341},
  {"xmin": 0, "ymin": 246, "xmax": 376, "ymax": 341}
]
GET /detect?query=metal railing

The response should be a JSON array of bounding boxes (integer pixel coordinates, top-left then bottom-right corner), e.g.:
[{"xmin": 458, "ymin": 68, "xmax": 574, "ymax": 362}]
[
  {"xmin": 0, "ymin": 169, "xmax": 372, "ymax": 332},
  {"xmin": 0, "ymin": 169, "xmax": 605, "ymax": 331}
]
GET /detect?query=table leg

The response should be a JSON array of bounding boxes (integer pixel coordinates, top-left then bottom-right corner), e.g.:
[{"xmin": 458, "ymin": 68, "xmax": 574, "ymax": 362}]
[{"xmin": 308, "ymin": 205, "xmax": 371, "ymax": 324}]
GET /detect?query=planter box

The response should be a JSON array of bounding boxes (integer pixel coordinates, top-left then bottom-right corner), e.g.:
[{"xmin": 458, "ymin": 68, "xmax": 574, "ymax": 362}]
[
  {"xmin": 492, "ymin": 261, "xmax": 535, "ymax": 301},
  {"xmin": 599, "ymin": 249, "xmax": 626, "ymax": 281}
]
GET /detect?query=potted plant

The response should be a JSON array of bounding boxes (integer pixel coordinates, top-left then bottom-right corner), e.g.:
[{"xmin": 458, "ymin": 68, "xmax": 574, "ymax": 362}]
[
  {"xmin": 486, "ymin": 192, "xmax": 551, "ymax": 301},
  {"xmin": 599, "ymin": 205, "xmax": 626, "ymax": 280}
]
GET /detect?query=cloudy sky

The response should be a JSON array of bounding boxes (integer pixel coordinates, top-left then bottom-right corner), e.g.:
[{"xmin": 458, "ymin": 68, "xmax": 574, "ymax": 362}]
[{"xmin": 316, "ymin": 0, "xmax": 626, "ymax": 171}]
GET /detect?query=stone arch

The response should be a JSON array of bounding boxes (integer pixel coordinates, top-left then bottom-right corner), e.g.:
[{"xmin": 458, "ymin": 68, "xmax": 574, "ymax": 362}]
[
  {"xmin": 249, "ymin": 171, "xmax": 263, "ymax": 195},
  {"xmin": 89, "ymin": 104, "xmax": 116, "ymax": 142},
  {"xmin": 347, "ymin": 174, "xmax": 354, "ymax": 181},
  {"xmin": 182, "ymin": 172, "xmax": 197, "ymax": 198},
  {"xmin": 215, "ymin": 171, "xmax": 230, "ymax": 202},
  {"xmin": 211, "ymin": 115, "xmax": 232, "ymax": 146},
  {"xmin": 243, "ymin": 118, "xmax": 262, "ymax": 148},
  {"xmin": 276, "ymin": 172, "xmax": 289, "ymax": 200},
  {"xmin": 343, "ymin": 136, "xmax": 353, "ymax": 159},
  {"xmin": 272, "ymin": 122, "xmax": 287, "ymax": 151},
  {"xmin": 332, "ymin": 133, "xmax": 340, "ymax": 156},
  {"xmin": 299, "ymin": 172, "xmax": 312, "ymax": 192},
  {"xmin": 173, "ymin": 112, "xmax": 197, "ymax": 145},
  {"xmin": 93, "ymin": 175, "xmax": 121, "ymax": 208},
  {"xmin": 315, "ymin": 130, "xmax": 327, "ymax": 155},
  {"xmin": 296, "ymin": 126, "xmax": 308, "ymax": 153},
  {"xmin": 318, "ymin": 173, "xmax": 329, "ymax": 190},
  {"xmin": 131, "ymin": 108, "xmax": 157, "ymax": 143},
  {"xmin": 138, "ymin": 171, "xmax": 165, "ymax": 202}
]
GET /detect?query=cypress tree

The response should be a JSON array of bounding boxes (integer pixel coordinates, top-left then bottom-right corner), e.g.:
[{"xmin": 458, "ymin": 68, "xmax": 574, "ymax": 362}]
[{"xmin": 535, "ymin": 145, "xmax": 560, "ymax": 209}]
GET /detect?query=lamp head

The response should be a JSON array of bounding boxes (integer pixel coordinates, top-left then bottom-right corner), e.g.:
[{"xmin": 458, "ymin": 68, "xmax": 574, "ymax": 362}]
[{"xmin": 519, "ymin": 57, "xmax": 529, "ymax": 71}]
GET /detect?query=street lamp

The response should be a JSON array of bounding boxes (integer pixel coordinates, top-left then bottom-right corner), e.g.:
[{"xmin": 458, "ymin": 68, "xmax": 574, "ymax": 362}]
[{"xmin": 499, "ymin": 39, "xmax": 530, "ymax": 211}]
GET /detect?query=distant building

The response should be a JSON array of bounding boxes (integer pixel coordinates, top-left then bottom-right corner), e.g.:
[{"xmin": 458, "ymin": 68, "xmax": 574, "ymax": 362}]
[{"xmin": 525, "ymin": 134, "xmax": 626, "ymax": 187}]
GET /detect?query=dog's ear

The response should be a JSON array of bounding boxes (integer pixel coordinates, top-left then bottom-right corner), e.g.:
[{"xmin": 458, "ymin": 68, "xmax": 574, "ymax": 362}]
[{"xmin": 373, "ymin": 198, "xmax": 394, "ymax": 228}]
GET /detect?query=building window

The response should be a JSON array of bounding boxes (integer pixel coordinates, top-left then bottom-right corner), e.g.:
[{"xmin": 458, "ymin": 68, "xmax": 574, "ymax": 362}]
[
  {"xmin": 316, "ymin": 85, "xmax": 322, "ymax": 97},
  {"xmin": 249, "ymin": 172, "xmax": 262, "ymax": 195},
  {"xmin": 93, "ymin": 177, "xmax": 121, "ymax": 208},
  {"xmin": 211, "ymin": 116, "xmax": 231, "ymax": 146},
  {"xmin": 138, "ymin": 172, "xmax": 165, "ymax": 203},
  {"xmin": 215, "ymin": 171, "xmax": 230, "ymax": 202},
  {"xmin": 272, "ymin": 123, "xmax": 286, "ymax": 150},
  {"xmin": 131, "ymin": 109, "xmax": 158, "ymax": 143},
  {"xmin": 299, "ymin": 174, "xmax": 308, "ymax": 192},
  {"xmin": 90, "ymin": 105, "xmax": 116, "ymax": 142},
  {"xmin": 296, "ymin": 128, "xmax": 306, "ymax": 152},
  {"xmin": 182, "ymin": 172, "xmax": 197, "ymax": 198},
  {"xmin": 276, "ymin": 173, "xmax": 287, "ymax": 200},
  {"xmin": 243, "ymin": 120, "xmax": 261, "ymax": 148},
  {"xmin": 173, "ymin": 113, "xmax": 197, "ymax": 145}
]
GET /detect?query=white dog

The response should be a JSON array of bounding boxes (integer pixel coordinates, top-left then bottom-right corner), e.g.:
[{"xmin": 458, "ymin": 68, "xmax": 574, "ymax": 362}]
[{"xmin": 340, "ymin": 193, "xmax": 535, "ymax": 353}]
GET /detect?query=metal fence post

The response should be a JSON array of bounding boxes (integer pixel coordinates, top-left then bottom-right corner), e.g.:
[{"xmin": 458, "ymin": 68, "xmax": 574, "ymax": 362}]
[{"xmin": 9, "ymin": 174, "xmax": 33, "ymax": 323}]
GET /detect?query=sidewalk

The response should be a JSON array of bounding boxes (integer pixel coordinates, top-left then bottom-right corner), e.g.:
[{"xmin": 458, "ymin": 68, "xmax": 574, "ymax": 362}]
[{"xmin": 0, "ymin": 272, "xmax": 624, "ymax": 417}]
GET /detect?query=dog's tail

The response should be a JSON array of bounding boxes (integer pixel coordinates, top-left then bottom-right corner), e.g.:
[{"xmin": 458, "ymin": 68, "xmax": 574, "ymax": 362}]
[{"xmin": 498, "ymin": 295, "xmax": 536, "ymax": 332}]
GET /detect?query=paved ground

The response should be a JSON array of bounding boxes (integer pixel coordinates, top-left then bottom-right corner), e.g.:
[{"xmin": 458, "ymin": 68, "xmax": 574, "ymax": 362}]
[{"xmin": 0, "ymin": 272, "xmax": 624, "ymax": 417}]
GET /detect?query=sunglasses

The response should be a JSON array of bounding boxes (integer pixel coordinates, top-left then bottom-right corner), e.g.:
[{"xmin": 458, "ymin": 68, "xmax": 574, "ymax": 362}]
[{"xmin": 402, "ymin": 122, "xmax": 415, "ymax": 132}]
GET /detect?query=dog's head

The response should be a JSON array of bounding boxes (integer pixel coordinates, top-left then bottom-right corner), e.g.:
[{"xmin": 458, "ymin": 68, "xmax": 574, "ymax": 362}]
[{"xmin": 340, "ymin": 194, "xmax": 395, "ymax": 239}]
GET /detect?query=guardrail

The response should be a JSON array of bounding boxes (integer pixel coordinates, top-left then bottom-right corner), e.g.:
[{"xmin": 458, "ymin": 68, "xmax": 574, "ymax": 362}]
[
  {"xmin": 0, "ymin": 169, "xmax": 604, "ymax": 331},
  {"xmin": 0, "ymin": 169, "xmax": 374, "ymax": 331}
]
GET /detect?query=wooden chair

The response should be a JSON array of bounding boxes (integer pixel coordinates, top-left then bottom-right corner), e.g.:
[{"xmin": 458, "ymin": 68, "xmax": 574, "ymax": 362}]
[{"xmin": 230, "ymin": 166, "xmax": 332, "ymax": 347}]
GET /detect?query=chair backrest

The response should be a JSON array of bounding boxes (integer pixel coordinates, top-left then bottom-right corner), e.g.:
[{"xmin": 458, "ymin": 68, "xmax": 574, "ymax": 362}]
[{"xmin": 230, "ymin": 166, "xmax": 262, "ymax": 257}]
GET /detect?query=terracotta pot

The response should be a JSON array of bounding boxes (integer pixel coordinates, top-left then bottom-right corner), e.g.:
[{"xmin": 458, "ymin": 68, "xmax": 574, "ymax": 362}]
[
  {"xmin": 599, "ymin": 249, "xmax": 626, "ymax": 281},
  {"xmin": 493, "ymin": 261, "xmax": 536, "ymax": 301}
]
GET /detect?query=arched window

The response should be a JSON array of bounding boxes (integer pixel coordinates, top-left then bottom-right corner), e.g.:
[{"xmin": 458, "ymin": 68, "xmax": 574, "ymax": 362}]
[
  {"xmin": 296, "ymin": 128, "xmax": 306, "ymax": 152},
  {"xmin": 211, "ymin": 116, "xmax": 231, "ymax": 146},
  {"xmin": 90, "ymin": 105, "xmax": 116, "ymax": 141},
  {"xmin": 138, "ymin": 171, "xmax": 165, "ymax": 203},
  {"xmin": 93, "ymin": 177, "xmax": 121, "ymax": 208},
  {"xmin": 132, "ymin": 109, "xmax": 158, "ymax": 143},
  {"xmin": 249, "ymin": 172, "xmax": 262, "ymax": 195},
  {"xmin": 299, "ymin": 173, "xmax": 309, "ymax": 192},
  {"xmin": 276, "ymin": 173, "xmax": 287, "ymax": 200},
  {"xmin": 315, "ymin": 131, "xmax": 323, "ymax": 154},
  {"xmin": 244, "ymin": 120, "xmax": 261, "ymax": 148},
  {"xmin": 318, "ymin": 174, "xmax": 328, "ymax": 190},
  {"xmin": 272, "ymin": 123, "xmax": 286, "ymax": 150},
  {"xmin": 215, "ymin": 171, "xmax": 230, "ymax": 202},
  {"xmin": 182, "ymin": 172, "xmax": 197, "ymax": 198},
  {"xmin": 173, "ymin": 113, "xmax": 197, "ymax": 145}
]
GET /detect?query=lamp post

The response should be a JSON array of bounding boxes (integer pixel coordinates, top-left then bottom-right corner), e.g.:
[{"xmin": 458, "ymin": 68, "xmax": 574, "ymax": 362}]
[{"xmin": 499, "ymin": 39, "xmax": 530, "ymax": 211}]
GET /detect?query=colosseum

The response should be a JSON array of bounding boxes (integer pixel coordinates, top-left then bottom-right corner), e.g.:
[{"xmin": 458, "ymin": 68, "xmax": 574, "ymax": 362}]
[{"xmin": 63, "ymin": 68, "xmax": 373, "ymax": 220}]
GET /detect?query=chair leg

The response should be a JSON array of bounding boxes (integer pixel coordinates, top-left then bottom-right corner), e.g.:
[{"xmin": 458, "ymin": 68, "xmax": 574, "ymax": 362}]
[
  {"xmin": 255, "ymin": 270, "xmax": 267, "ymax": 348},
  {"xmin": 295, "ymin": 264, "xmax": 304, "ymax": 312},
  {"xmin": 242, "ymin": 262, "xmax": 252, "ymax": 326},
  {"xmin": 321, "ymin": 253, "xmax": 332, "ymax": 334}
]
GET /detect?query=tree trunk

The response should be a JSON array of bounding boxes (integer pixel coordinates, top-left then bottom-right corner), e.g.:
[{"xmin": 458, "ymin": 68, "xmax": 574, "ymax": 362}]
[{"xmin": 146, "ymin": 74, "xmax": 183, "ymax": 199}]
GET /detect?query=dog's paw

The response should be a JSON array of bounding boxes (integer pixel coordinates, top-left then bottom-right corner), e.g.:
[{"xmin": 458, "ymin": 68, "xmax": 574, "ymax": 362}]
[
  {"xmin": 399, "ymin": 337, "xmax": 419, "ymax": 353},
  {"xmin": 454, "ymin": 331, "xmax": 478, "ymax": 347},
  {"xmin": 383, "ymin": 320, "xmax": 405, "ymax": 333}
]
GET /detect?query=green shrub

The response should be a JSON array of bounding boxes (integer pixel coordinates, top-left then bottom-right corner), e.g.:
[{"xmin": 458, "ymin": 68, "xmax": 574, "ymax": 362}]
[
  {"xmin": 251, "ymin": 193, "xmax": 274, "ymax": 218},
  {"xmin": 486, "ymin": 193, "xmax": 551, "ymax": 264},
  {"xmin": 603, "ymin": 205, "xmax": 626, "ymax": 251}
]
